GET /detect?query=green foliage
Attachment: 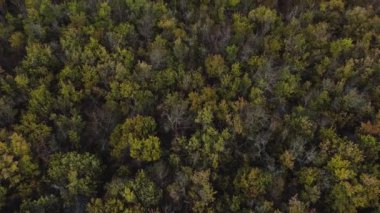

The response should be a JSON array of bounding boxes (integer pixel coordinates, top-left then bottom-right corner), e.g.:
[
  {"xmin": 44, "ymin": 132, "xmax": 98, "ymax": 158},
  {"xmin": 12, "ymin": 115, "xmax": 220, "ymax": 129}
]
[
  {"xmin": 110, "ymin": 116, "xmax": 161, "ymax": 162},
  {"xmin": 234, "ymin": 167, "xmax": 272, "ymax": 199},
  {"xmin": 248, "ymin": 6, "xmax": 278, "ymax": 24},
  {"xmin": 205, "ymin": 54, "xmax": 227, "ymax": 78},
  {"xmin": 1, "ymin": 1, "xmax": 380, "ymax": 212},
  {"xmin": 130, "ymin": 136, "xmax": 161, "ymax": 162},
  {"xmin": 275, "ymin": 68, "xmax": 300, "ymax": 98},
  {"xmin": 47, "ymin": 152, "xmax": 102, "ymax": 204},
  {"xmin": 86, "ymin": 198, "xmax": 126, "ymax": 213},
  {"xmin": 330, "ymin": 38, "xmax": 354, "ymax": 57},
  {"xmin": 0, "ymin": 133, "xmax": 39, "ymax": 207},
  {"xmin": 9, "ymin": 31, "xmax": 25, "ymax": 49},
  {"xmin": 131, "ymin": 170, "xmax": 162, "ymax": 207},
  {"xmin": 28, "ymin": 85, "xmax": 54, "ymax": 117},
  {"xmin": 188, "ymin": 170, "xmax": 216, "ymax": 212},
  {"xmin": 20, "ymin": 195, "xmax": 60, "ymax": 213}
]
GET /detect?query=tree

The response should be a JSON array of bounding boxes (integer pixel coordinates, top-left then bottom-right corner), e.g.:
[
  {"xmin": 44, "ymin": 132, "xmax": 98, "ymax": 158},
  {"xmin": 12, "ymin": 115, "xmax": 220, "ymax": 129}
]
[
  {"xmin": 248, "ymin": 6, "xmax": 280, "ymax": 35},
  {"xmin": 2, "ymin": 0, "xmax": 380, "ymax": 212},
  {"xmin": 0, "ymin": 133, "xmax": 39, "ymax": 209},
  {"xmin": 188, "ymin": 170, "xmax": 216, "ymax": 212},
  {"xmin": 205, "ymin": 54, "xmax": 227, "ymax": 78},
  {"xmin": 298, "ymin": 167, "xmax": 321, "ymax": 204},
  {"xmin": 51, "ymin": 111, "xmax": 84, "ymax": 149},
  {"xmin": 330, "ymin": 38, "xmax": 353, "ymax": 58},
  {"xmin": 28, "ymin": 84, "xmax": 54, "ymax": 118},
  {"xmin": 233, "ymin": 167, "xmax": 272, "ymax": 199},
  {"xmin": 20, "ymin": 195, "xmax": 60, "ymax": 213},
  {"xmin": 130, "ymin": 170, "xmax": 162, "ymax": 207},
  {"xmin": 130, "ymin": 136, "xmax": 161, "ymax": 162},
  {"xmin": 47, "ymin": 152, "xmax": 103, "ymax": 208},
  {"xmin": 14, "ymin": 113, "xmax": 52, "ymax": 161},
  {"xmin": 18, "ymin": 42, "xmax": 58, "ymax": 85},
  {"xmin": 275, "ymin": 68, "xmax": 300, "ymax": 99},
  {"xmin": 110, "ymin": 115, "xmax": 161, "ymax": 162}
]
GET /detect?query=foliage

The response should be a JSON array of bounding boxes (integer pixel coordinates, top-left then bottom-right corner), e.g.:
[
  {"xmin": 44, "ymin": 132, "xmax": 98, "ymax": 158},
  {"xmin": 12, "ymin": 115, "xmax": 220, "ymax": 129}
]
[{"xmin": 0, "ymin": 0, "xmax": 379, "ymax": 212}]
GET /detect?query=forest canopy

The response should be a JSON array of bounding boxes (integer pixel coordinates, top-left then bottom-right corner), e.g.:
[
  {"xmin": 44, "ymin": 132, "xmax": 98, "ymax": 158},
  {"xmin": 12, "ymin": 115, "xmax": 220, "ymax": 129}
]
[{"xmin": 0, "ymin": 0, "xmax": 380, "ymax": 212}]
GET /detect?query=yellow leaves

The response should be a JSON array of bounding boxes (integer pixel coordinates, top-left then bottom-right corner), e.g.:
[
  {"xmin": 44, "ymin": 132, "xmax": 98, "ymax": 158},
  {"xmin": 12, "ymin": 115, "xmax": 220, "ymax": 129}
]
[
  {"xmin": 136, "ymin": 60, "xmax": 152, "ymax": 73},
  {"xmin": 129, "ymin": 136, "xmax": 161, "ymax": 162},
  {"xmin": 264, "ymin": 36, "xmax": 282, "ymax": 56},
  {"xmin": 336, "ymin": 58, "xmax": 355, "ymax": 79},
  {"xmin": 248, "ymin": 55, "xmax": 266, "ymax": 69},
  {"xmin": 319, "ymin": 128, "xmax": 364, "ymax": 164},
  {"xmin": 158, "ymin": 17, "xmax": 176, "ymax": 30},
  {"xmin": 230, "ymin": 114, "xmax": 243, "ymax": 135},
  {"xmin": 327, "ymin": 155, "xmax": 355, "ymax": 181},
  {"xmin": 0, "ymin": 133, "xmax": 37, "ymax": 184},
  {"xmin": 338, "ymin": 180, "xmax": 374, "ymax": 208},
  {"xmin": 234, "ymin": 167, "xmax": 272, "ymax": 199},
  {"xmin": 186, "ymin": 126, "xmax": 230, "ymax": 169},
  {"xmin": 205, "ymin": 54, "xmax": 227, "ymax": 78},
  {"xmin": 121, "ymin": 186, "xmax": 137, "ymax": 203},
  {"xmin": 59, "ymin": 80, "xmax": 83, "ymax": 103},
  {"xmin": 131, "ymin": 170, "xmax": 162, "ymax": 207},
  {"xmin": 111, "ymin": 116, "xmax": 161, "ymax": 162},
  {"xmin": 0, "ymin": 141, "xmax": 8, "ymax": 153},
  {"xmin": 10, "ymin": 133, "xmax": 30, "ymax": 157},
  {"xmin": 320, "ymin": 0, "xmax": 345, "ymax": 12},
  {"xmin": 228, "ymin": 0, "xmax": 240, "ymax": 7},
  {"xmin": 87, "ymin": 198, "xmax": 126, "ymax": 213},
  {"xmin": 280, "ymin": 150, "xmax": 295, "ymax": 170},
  {"xmin": 275, "ymin": 68, "xmax": 300, "ymax": 98},
  {"xmin": 98, "ymin": 2, "xmax": 111, "ymax": 19},
  {"xmin": 232, "ymin": 13, "xmax": 252, "ymax": 36},
  {"xmin": 120, "ymin": 82, "xmax": 135, "ymax": 98},
  {"xmin": 334, "ymin": 168, "xmax": 355, "ymax": 181},
  {"xmin": 47, "ymin": 152, "xmax": 102, "ymax": 203},
  {"xmin": 173, "ymin": 28, "xmax": 187, "ymax": 39},
  {"xmin": 248, "ymin": 6, "xmax": 278, "ymax": 24},
  {"xmin": 330, "ymin": 38, "xmax": 353, "ymax": 57},
  {"xmin": 188, "ymin": 87, "xmax": 217, "ymax": 111},
  {"xmin": 82, "ymin": 64, "xmax": 100, "ymax": 94},
  {"xmin": 29, "ymin": 85, "xmax": 54, "ymax": 117},
  {"xmin": 23, "ymin": 43, "xmax": 55, "ymax": 69},
  {"xmin": 0, "ymin": 153, "xmax": 18, "ymax": 180},
  {"xmin": 327, "ymin": 173, "xmax": 380, "ymax": 211},
  {"xmin": 299, "ymin": 168, "xmax": 320, "ymax": 186},
  {"xmin": 195, "ymin": 106, "xmax": 213, "ymax": 125},
  {"xmin": 284, "ymin": 108, "xmax": 315, "ymax": 138},
  {"xmin": 249, "ymin": 87, "xmax": 265, "ymax": 106},
  {"xmin": 9, "ymin": 31, "xmax": 24, "ymax": 49}
]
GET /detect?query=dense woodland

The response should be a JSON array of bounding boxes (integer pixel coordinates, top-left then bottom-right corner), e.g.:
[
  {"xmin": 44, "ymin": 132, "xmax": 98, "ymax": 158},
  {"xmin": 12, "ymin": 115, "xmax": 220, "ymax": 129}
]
[{"xmin": 0, "ymin": 0, "xmax": 380, "ymax": 212}]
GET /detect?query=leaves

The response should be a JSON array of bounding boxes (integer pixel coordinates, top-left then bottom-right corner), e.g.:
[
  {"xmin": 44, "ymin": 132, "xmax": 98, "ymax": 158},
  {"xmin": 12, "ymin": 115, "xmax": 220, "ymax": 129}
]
[
  {"xmin": 1, "ymin": 1, "xmax": 380, "ymax": 212},
  {"xmin": 110, "ymin": 115, "xmax": 161, "ymax": 162},
  {"xmin": 47, "ymin": 152, "xmax": 102, "ymax": 204}
]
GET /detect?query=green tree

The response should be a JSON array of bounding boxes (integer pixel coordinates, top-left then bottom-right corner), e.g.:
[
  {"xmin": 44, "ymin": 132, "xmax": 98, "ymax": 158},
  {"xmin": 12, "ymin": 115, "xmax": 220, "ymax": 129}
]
[
  {"xmin": 131, "ymin": 170, "xmax": 162, "ymax": 207},
  {"xmin": 188, "ymin": 170, "xmax": 216, "ymax": 212},
  {"xmin": 47, "ymin": 152, "xmax": 103, "ymax": 206},
  {"xmin": 205, "ymin": 54, "xmax": 227, "ymax": 78},
  {"xmin": 233, "ymin": 167, "xmax": 272, "ymax": 199},
  {"xmin": 0, "ymin": 133, "xmax": 39, "ymax": 208},
  {"xmin": 110, "ymin": 115, "xmax": 161, "ymax": 162}
]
